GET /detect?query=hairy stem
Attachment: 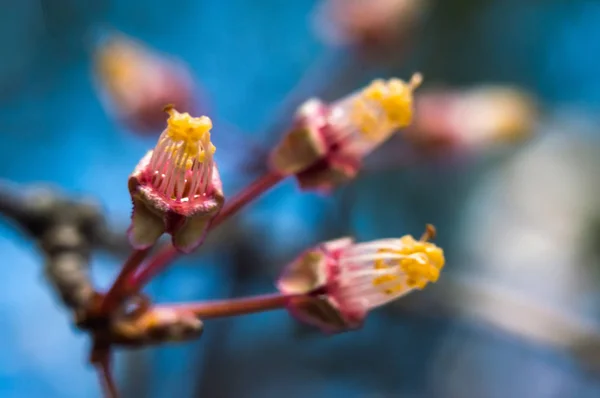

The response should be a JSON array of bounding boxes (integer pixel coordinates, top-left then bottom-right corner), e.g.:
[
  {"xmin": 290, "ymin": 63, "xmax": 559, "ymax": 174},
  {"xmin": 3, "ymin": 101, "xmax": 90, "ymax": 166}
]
[
  {"xmin": 125, "ymin": 170, "xmax": 285, "ymax": 295},
  {"xmin": 159, "ymin": 292, "xmax": 292, "ymax": 319}
]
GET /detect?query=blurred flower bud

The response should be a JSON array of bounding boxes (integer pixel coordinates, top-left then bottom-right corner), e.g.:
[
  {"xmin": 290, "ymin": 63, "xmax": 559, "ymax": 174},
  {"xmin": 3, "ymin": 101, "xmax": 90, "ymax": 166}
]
[
  {"xmin": 110, "ymin": 306, "xmax": 203, "ymax": 346},
  {"xmin": 270, "ymin": 74, "xmax": 421, "ymax": 192},
  {"xmin": 93, "ymin": 32, "xmax": 196, "ymax": 133},
  {"xmin": 406, "ymin": 86, "xmax": 538, "ymax": 154},
  {"xmin": 128, "ymin": 107, "xmax": 224, "ymax": 253},
  {"xmin": 277, "ymin": 226, "xmax": 444, "ymax": 333},
  {"xmin": 314, "ymin": 0, "xmax": 428, "ymax": 49}
]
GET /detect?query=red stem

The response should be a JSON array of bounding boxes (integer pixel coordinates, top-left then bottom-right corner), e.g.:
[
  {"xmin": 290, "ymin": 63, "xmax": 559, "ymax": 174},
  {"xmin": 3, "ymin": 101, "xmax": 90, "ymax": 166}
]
[
  {"xmin": 90, "ymin": 341, "xmax": 119, "ymax": 398},
  {"xmin": 159, "ymin": 292, "xmax": 291, "ymax": 319},
  {"xmin": 126, "ymin": 170, "xmax": 285, "ymax": 295},
  {"xmin": 100, "ymin": 248, "xmax": 150, "ymax": 315},
  {"xmin": 95, "ymin": 359, "xmax": 118, "ymax": 398}
]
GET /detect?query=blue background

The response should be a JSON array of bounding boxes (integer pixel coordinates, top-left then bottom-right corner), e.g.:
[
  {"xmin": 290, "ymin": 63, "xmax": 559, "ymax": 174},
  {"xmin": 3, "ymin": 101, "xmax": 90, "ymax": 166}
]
[{"xmin": 1, "ymin": 1, "xmax": 600, "ymax": 397}]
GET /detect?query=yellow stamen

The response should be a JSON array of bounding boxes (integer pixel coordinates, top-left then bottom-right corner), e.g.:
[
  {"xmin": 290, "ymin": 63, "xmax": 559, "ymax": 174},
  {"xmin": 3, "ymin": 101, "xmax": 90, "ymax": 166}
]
[
  {"xmin": 163, "ymin": 106, "xmax": 216, "ymax": 168},
  {"xmin": 371, "ymin": 228, "xmax": 444, "ymax": 294},
  {"xmin": 350, "ymin": 73, "xmax": 422, "ymax": 140},
  {"xmin": 351, "ymin": 99, "xmax": 381, "ymax": 139}
]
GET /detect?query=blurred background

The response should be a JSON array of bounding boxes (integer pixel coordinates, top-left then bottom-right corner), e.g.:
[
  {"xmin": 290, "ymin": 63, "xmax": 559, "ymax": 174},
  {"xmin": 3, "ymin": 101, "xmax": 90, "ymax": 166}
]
[{"xmin": 1, "ymin": 0, "xmax": 600, "ymax": 397}]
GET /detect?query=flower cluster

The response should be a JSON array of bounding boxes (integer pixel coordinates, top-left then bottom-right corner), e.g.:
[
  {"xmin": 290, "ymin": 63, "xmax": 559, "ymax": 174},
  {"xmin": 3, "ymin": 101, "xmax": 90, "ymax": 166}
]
[
  {"xmin": 0, "ymin": 18, "xmax": 545, "ymax": 397},
  {"xmin": 71, "ymin": 64, "xmax": 451, "ymax": 397}
]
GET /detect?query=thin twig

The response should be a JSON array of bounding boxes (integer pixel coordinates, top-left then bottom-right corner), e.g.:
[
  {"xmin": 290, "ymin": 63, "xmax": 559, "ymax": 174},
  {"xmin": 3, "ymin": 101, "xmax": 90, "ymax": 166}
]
[
  {"xmin": 95, "ymin": 360, "xmax": 118, "ymax": 398},
  {"xmin": 99, "ymin": 248, "xmax": 150, "ymax": 315},
  {"xmin": 158, "ymin": 292, "xmax": 291, "ymax": 319},
  {"xmin": 91, "ymin": 341, "xmax": 119, "ymax": 398}
]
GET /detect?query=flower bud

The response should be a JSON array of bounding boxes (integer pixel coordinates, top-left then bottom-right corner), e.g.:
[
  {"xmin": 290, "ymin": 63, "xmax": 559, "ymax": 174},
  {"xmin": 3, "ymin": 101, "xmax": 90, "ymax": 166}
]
[
  {"xmin": 94, "ymin": 32, "xmax": 196, "ymax": 133},
  {"xmin": 127, "ymin": 107, "xmax": 224, "ymax": 253},
  {"xmin": 277, "ymin": 226, "xmax": 444, "ymax": 333},
  {"xmin": 110, "ymin": 307, "xmax": 203, "ymax": 346},
  {"xmin": 270, "ymin": 74, "xmax": 421, "ymax": 193},
  {"xmin": 314, "ymin": 0, "xmax": 428, "ymax": 49},
  {"xmin": 406, "ymin": 86, "xmax": 538, "ymax": 153}
]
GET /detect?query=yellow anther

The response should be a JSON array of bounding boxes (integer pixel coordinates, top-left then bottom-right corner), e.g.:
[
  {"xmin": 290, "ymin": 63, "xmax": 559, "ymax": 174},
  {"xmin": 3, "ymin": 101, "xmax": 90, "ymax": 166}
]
[
  {"xmin": 351, "ymin": 99, "xmax": 380, "ymax": 139},
  {"xmin": 425, "ymin": 246, "xmax": 445, "ymax": 270},
  {"xmin": 384, "ymin": 284, "xmax": 408, "ymax": 295},
  {"xmin": 163, "ymin": 107, "xmax": 216, "ymax": 168},
  {"xmin": 363, "ymin": 79, "xmax": 387, "ymax": 102},
  {"xmin": 372, "ymin": 273, "xmax": 399, "ymax": 286},
  {"xmin": 374, "ymin": 259, "xmax": 387, "ymax": 270},
  {"xmin": 165, "ymin": 107, "xmax": 212, "ymax": 141},
  {"xmin": 399, "ymin": 255, "xmax": 440, "ymax": 286},
  {"xmin": 399, "ymin": 235, "xmax": 418, "ymax": 246},
  {"xmin": 352, "ymin": 72, "xmax": 422, "ymax": 140},
  {"xmin": 371, "ymin": 229, "xmax": 444, "ymax": 294}
]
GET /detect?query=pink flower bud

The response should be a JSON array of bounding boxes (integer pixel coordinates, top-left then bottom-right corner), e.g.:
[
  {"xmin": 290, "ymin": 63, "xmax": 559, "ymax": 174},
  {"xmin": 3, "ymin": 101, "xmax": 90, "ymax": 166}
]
[
  {"xmin": 405, "ymin": 86, "xmax": 538, "ymax": 154},
  {"xmin": 94, "ymin": 32, "xmax": 197, "ymax": 133},
  {"xmin": 127, "ymin": 107, "xmax": 224, "ymax": 253},
  {"xmin": 314, "ymin": 0, "xmax": 428, "ymax": 49},
  {"xmin": 270, "ymin": 74, "xmax": 421, "ymax": 193},
  {"xmin": 277, "ymin": 227, "xmax": 444, "ymax": 333}
]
